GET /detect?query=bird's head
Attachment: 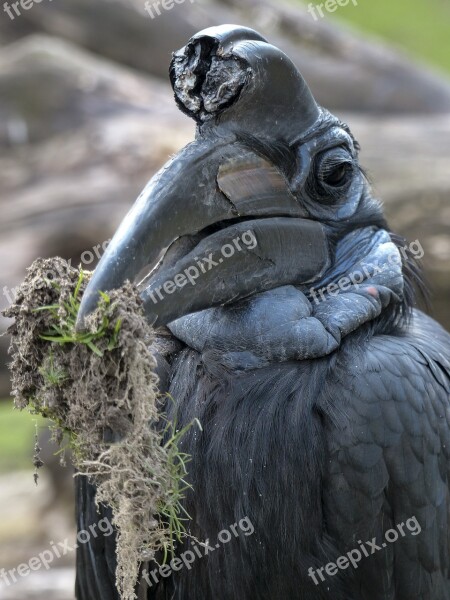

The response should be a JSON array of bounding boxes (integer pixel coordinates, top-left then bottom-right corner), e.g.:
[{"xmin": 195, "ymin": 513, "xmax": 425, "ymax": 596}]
[{"xmin": 76, "ymin": 25, "xmax": 423, "ymax": 361}]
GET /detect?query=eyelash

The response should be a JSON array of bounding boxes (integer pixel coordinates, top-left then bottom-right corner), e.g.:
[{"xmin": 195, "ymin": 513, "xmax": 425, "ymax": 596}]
[{"xmin": 305, "ymin": 148, "xmax": 354, "ymax": 202}]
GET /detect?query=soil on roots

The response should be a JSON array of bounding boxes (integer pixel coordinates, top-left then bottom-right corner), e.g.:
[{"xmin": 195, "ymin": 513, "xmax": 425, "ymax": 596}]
[{"xmin": 4, "ymin": 257, "xmax": 190, "ymax": 600}]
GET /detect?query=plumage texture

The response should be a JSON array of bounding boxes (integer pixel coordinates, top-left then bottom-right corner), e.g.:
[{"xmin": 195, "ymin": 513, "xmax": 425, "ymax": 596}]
[{"xmin": 75, "ymin": 308, "xmax": 450, "ymax": 600}]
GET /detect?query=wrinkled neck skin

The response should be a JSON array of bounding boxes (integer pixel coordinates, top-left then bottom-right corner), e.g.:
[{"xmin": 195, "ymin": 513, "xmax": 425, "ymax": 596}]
[{"xmin": 168, "ymin": 211, "xmax": 405, "ymax": 371}]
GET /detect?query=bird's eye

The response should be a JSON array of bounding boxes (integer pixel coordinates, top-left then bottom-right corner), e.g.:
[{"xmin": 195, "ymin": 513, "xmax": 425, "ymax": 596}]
[
  {"xmin": 317, "ymin": 147, "xmax": 354, "ymax": 188},
  {"xmin": 323, "ymin": 163, "xmax": 352, "ymax": 187},
  {"xmin": 306, "ymin": 147, "xmax": 355, "ymax": 203}
]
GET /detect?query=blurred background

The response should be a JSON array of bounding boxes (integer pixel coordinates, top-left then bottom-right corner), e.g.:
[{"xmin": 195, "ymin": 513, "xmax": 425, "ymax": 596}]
[{"xmin": 0, "ymin": 0, "xmax": 449, "ymax": 597}]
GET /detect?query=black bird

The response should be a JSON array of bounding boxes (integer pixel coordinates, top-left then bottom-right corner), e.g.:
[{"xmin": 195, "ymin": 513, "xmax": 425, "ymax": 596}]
[{"xmin": 75, "ymin": 25, "xmax": 450, "ymax": 600}]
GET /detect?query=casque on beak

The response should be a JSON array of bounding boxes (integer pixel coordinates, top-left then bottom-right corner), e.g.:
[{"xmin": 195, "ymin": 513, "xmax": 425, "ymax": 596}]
[{"xmin": 76, "ymin": 25, "xmax": 330, "ymax": 329}]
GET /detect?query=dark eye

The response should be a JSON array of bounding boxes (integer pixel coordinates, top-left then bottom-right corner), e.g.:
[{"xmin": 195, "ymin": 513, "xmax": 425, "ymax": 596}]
[
  {"xmin": 306, "ymin": 146, "xmax": 354, "ymax": 204},
  {"xmin": 323, "ymin": 162, "xmax": 352, "ymax": 187},
  {"xmin": 316, "ymin": 147, "xmax": 354, "ymax": 189}
]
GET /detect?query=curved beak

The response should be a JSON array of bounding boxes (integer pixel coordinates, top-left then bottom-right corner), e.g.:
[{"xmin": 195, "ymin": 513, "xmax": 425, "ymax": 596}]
[
  {"xmin": 76, "ymin": 25, "xmax": 329, "ymax": 330},
  {"xmin": 76, "ymin": 138, "xmax": 329, "ymax": 329}
]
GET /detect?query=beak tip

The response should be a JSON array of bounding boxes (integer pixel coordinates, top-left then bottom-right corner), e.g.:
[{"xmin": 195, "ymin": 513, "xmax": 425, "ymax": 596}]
[
  {"xmin": 75, "ymin": 291, "xmax": 97, "ymax": 333},
  {"xmin": 75, "ymin": 311, "xmax": 87, "ymax": 334}
]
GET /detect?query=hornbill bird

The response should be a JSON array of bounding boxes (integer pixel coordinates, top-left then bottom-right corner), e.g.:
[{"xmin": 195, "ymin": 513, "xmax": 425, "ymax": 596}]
[{"xmin": 74, "ymin": 25, "xmax": 450, "ymax": 600}]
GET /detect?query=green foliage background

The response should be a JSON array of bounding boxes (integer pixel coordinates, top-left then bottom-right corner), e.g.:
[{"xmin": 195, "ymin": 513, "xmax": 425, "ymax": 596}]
[
  {"xmin": 0, "ymin": 402, "xmax": 44, "ymax": 472},
  {"xmin": 303, "ymin": 0, "xmax": 450, "ymax": 75}
]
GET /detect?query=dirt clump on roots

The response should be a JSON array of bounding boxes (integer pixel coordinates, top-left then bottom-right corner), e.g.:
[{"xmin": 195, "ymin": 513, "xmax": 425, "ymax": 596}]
[{"xmin": 3, "ymin": 257, "xmax": 192, "ymax": 600}]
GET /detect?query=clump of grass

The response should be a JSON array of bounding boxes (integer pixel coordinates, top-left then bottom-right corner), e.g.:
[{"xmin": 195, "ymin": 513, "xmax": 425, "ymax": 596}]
[
  {"xmin": 4, "ymin": 257, "xmax": 199, "ymax": 600},
  {"xmin": 158, "ymin": 415, "xmax": 196, "ymax": 563},
  {"xmin": 39, "ymin": 353, "xmax": 68, "ymax": 387}
]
